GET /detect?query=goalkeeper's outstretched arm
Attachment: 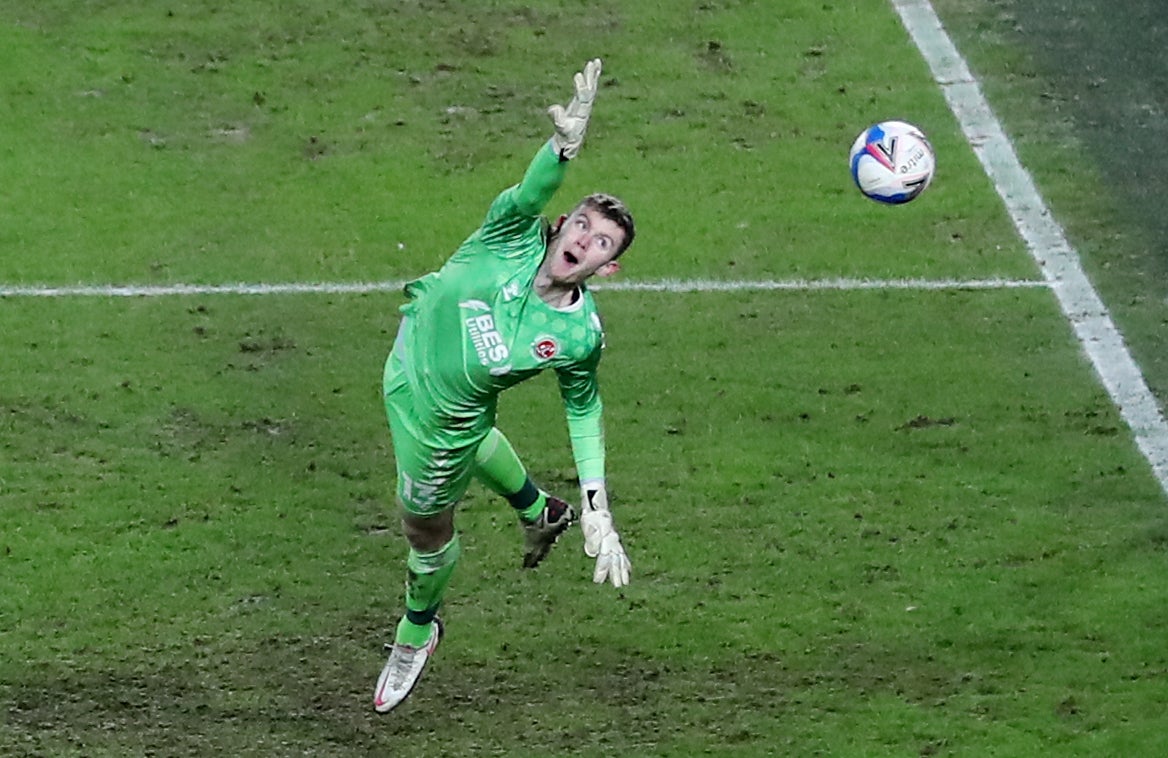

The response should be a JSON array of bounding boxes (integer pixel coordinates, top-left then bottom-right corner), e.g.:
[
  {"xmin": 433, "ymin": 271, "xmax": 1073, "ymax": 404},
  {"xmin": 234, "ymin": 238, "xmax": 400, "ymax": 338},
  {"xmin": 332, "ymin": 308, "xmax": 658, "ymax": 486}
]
[{"xmin": 496, "ymin": 58, "xmax": 604, "ymax": 222}]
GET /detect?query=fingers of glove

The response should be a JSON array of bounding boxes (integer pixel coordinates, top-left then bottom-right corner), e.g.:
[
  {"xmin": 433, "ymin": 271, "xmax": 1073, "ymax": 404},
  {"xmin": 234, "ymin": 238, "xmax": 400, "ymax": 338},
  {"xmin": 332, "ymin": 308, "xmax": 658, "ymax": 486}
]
[
  {"xmin": 593, "ymin": 554, "xmax": 618, "ymax": 586},
  {"xmin": 580, "ymin": 58, "xmax": 602, "ymax": 100},
  {"xmin": 593, "ymin": 551, "xmax": 630, "ymax": 588},
  {"xmin": 593, "ymin": 535, "xmax": 628, "ymax": 587},
  {"xmin": 612, "ymin": 554, "xmax": 630, "ymax": 588},
  {"xmin": 547, "ymin": 104, "xmax": 568, "ymax": 129},
  {"xmin": 580, "ymin": 511, "xmax": 611, "ymax": 557},
  {"xmin": 568, "ymin": 60, "xmax": 600, "ymax": 114},
  {"xmin": 592, "ymin": 555, "xmax": 609, "ymax": 585}
]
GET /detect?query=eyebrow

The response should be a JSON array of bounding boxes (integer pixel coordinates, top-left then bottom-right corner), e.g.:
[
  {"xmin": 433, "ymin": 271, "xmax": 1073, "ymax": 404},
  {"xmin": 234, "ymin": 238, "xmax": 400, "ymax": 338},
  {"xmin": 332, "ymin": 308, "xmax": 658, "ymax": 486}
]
[{"xmin": 578, "ymin": 209, "xmax": 621, "ymax": 248}]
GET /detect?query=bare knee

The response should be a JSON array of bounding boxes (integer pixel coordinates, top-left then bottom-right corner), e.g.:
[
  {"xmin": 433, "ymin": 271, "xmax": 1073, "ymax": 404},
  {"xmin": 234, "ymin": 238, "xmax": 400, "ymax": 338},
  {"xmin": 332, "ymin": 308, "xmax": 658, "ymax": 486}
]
[{"xmin": 401, "ymin": 509, "xmax": 454, "ymax": 552}]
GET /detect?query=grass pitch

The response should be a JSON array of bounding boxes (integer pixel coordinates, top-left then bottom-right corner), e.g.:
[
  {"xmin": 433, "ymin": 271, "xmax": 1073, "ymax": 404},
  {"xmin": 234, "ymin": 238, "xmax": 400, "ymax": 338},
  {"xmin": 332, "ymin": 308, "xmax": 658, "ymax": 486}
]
[{"xmin": 2, "ymin": 1, "xmax": 1166, "ymax": 756}]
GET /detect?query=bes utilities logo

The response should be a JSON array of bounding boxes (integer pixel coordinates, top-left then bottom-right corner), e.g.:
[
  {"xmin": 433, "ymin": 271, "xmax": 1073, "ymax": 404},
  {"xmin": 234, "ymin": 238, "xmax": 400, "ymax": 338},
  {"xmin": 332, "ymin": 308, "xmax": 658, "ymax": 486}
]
[{"xmin": 461, "ymin": 299, "xmax": 510, "ymax": 371}]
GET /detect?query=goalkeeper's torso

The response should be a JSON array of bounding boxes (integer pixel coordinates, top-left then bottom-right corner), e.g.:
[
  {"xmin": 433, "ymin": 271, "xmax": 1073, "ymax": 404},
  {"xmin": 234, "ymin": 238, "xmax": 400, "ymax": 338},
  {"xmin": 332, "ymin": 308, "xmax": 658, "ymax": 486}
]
[{"xmin": 398, "ymin": 222, "xmax": 604, "ymax": 438}]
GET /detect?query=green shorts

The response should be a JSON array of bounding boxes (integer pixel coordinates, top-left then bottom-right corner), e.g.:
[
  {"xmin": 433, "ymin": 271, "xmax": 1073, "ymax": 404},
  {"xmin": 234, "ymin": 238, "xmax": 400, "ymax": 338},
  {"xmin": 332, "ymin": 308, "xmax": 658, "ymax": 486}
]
[{"xmin": 382, "ymin": 329, "xmax": 483, "ymax": 517}]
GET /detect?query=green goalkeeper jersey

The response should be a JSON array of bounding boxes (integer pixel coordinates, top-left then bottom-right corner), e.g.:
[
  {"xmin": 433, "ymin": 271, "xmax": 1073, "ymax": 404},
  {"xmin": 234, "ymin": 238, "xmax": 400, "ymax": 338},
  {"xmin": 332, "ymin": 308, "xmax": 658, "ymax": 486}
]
[{"xmin": 394, "ymin": 140, "xmax": 606, "ymax": 483}]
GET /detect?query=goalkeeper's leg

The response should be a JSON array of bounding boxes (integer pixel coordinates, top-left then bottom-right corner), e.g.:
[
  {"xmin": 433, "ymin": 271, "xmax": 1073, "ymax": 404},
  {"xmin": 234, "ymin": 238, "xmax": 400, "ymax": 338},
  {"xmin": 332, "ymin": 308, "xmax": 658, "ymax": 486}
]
[
  {"xmin": 474, "ymin": 427, "xmax": 575, "ymax": 568},
  {"xmin": 374, "ymin": 513, "xmax": 458, "ymax": 713},
  {"xmin": 378, "ymin": 356, "xmax": 471, "ymax": 712}
]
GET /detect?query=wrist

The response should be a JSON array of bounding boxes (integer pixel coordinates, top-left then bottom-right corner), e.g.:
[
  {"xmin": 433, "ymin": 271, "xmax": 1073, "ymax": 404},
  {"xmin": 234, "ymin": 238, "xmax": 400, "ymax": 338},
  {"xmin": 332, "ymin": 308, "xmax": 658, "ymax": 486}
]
[
  {"xmin": 580, "ymin": 482, "xmax": 608, "ymax": 512},
  {"xmin": 548, "ymin": 136, "xmax": 570, "ymax": 161}
]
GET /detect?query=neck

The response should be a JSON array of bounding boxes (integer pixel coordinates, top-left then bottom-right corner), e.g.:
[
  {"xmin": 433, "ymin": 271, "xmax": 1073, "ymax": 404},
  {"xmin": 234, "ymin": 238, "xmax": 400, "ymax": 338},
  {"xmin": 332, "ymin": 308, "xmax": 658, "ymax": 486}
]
[{"xmin": 533, "ymin": 271, "xmax": 579, "ymax": 308}]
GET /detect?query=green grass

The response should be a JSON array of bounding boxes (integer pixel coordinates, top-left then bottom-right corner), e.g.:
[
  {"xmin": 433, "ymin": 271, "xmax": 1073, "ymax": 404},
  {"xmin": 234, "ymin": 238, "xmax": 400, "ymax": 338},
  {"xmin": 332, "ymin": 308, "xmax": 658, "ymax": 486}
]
[
  {"xmin": 2, "ymin": 1, "xmax": 1166, "ymax": 756},
  {"xmin": 931, "ymin": 0, "xmax": 1168, "ymax": 410}
]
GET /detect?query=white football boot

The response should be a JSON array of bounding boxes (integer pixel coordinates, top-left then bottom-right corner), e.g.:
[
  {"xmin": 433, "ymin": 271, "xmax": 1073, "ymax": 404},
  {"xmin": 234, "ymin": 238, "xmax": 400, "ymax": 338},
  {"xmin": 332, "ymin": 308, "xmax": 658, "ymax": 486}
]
[{"xmin": 373, "ymin": 618, "xmax": 443, "ymax": 713}]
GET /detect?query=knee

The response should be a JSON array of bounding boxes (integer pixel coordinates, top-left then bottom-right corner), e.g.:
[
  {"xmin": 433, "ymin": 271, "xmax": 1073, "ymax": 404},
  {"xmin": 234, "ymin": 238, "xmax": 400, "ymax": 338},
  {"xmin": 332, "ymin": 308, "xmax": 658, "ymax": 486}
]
[{"xmin": 401, "ymin": 510, "xmax": 454, "ymax": 552}]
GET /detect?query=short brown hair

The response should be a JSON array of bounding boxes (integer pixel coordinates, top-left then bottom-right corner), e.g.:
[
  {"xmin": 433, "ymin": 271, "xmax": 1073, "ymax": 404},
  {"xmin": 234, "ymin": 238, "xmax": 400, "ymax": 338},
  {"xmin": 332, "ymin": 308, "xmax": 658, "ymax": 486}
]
[{"xmin": 575, "ymin": 193, "xmax": 635, "ymax": 258}]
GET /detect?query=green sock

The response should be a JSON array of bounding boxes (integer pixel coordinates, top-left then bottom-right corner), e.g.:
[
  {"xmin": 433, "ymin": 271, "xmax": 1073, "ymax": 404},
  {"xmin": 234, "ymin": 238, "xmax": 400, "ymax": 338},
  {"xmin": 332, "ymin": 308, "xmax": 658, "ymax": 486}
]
[
  {"xmin": 474, "ymin": 428, "xmax": 546, "ymax": 522},
  {"xmin": 474, "ymin": 427, "xmax": 528, "ymax": 495},
  {"xmin": 396, "ymin": 534, "xmax": 461, "ymax": 646},
  {"xmin": 517, "ymin": 491, "xmax": 547, "ymax": 523},
  {"xmin": 396, "ymin": 616, "xmax": 432, "ymax": 648}
]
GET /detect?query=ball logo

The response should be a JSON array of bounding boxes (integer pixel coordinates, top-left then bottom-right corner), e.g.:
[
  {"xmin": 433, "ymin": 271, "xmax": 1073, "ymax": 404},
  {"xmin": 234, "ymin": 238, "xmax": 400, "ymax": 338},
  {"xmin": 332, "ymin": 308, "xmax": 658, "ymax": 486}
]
[
  {"xmin": 849, "ymin": 120, "xmax": 935, "ymax": 205},
  {"xmin": 533, "ymin": 337, "xmax": 559, "ymax": 360}
]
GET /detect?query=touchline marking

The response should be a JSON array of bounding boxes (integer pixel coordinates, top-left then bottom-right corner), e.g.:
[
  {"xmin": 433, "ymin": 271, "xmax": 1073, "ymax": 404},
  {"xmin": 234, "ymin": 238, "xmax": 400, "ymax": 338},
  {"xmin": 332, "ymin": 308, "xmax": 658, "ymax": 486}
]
[
  {"xmin": 0, "ymin": 277, "xmax": 1047, "ymax": 298},
  {"xmin": 893, "ymin": 0, "xmax": 1168, "ymax": 498}
]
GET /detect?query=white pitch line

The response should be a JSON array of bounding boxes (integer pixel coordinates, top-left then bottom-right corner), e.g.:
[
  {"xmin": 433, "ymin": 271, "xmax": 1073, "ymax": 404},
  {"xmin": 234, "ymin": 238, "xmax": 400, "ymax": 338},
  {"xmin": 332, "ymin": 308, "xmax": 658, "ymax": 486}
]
[
  {"xmin": 0, "ymin": 281, "xmax": 401, "ymax": 298},
  {"xmin": 893, "ymin": 0, "xmax": 1168, "ymax": 498},
  {"xmin": 0, "ymin": 277, "xmax": 1046, "ymax": 299},
  {"xmin": 600, "ymin": 277, "xmax": 1046, "ymax": 293}
]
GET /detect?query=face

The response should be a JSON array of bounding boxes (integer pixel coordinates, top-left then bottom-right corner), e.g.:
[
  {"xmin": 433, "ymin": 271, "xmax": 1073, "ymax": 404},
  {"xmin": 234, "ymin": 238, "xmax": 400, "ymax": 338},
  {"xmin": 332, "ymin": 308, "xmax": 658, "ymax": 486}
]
[{"xmin": 544, "ymin": 207, "xmax": 625, "ymax": 285}]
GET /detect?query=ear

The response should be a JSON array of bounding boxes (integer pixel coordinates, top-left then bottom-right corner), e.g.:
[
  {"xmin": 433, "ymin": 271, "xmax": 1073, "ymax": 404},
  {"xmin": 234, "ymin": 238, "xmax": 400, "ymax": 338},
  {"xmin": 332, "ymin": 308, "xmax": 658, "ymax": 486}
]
[
  {"xmin": 550, "ymin": 214, "xmax": 568, "ymax": 236},
  {"xmin": 594, "ymin": 260, "xmax": 621, "ymax": 278}
]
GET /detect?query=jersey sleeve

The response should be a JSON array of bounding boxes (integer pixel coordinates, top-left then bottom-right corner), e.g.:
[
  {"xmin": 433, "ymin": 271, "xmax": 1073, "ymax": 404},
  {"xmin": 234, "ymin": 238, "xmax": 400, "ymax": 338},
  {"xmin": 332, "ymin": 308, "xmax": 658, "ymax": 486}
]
[
  {"xmin": 556, "ymin": 344, "xmax": 605, "ymax": 485},
  {"xmin": 475, "ymin": 140, "xmax": 567, "ymax": 257}
]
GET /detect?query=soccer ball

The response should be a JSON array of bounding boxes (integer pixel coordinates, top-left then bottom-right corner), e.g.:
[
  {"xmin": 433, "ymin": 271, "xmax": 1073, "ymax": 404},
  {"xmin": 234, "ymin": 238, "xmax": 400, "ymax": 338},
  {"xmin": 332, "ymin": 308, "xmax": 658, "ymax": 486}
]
[{"xmin": 848, "ymin": 121, "xmax": 936, "ymax": 204}]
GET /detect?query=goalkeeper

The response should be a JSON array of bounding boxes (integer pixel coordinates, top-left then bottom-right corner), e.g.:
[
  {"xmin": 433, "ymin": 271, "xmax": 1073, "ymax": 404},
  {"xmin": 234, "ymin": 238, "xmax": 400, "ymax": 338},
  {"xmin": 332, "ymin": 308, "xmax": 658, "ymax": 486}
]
[{"xmin": 374, "ymin": 58, "xmax": 635, "ymax": 713}]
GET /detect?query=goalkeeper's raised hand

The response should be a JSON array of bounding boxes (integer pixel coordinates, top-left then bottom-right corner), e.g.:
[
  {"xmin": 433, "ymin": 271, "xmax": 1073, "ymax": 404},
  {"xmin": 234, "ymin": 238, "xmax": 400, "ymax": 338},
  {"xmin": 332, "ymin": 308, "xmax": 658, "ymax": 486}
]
[
  {"xmin": 548, "ymin": 58, "xmax": 602, "ymax": 160},
  {"xmin": 580, "ymin": 487, "xmax": 631, "ymax": 588}
]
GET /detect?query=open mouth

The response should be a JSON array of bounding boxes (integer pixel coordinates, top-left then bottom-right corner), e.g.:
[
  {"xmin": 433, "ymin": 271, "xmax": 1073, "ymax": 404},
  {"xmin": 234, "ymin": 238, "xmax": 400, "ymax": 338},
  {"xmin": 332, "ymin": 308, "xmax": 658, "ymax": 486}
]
[{"xmin": 563, "ymin": 250, "xmax": 579, "ymax": 266}]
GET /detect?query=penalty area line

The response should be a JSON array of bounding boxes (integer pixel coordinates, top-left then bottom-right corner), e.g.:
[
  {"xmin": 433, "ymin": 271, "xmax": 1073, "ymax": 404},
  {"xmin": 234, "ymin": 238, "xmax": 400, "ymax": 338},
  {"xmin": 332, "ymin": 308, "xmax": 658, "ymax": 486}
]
[
  {"xmin": 894, "ymin": 0, "xmax": 1168, "ymax": 498},
  {"xmin": 0, "ymin": 277, "xmax": 1048, "ymax": 299}
]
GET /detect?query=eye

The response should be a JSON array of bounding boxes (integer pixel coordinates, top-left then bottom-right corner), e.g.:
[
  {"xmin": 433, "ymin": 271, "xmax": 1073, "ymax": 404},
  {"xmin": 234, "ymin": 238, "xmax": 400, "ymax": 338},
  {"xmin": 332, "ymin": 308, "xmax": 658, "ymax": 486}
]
[{"xmin": 596, "ymin": 235, "xmax": 612, "ymax": 251}]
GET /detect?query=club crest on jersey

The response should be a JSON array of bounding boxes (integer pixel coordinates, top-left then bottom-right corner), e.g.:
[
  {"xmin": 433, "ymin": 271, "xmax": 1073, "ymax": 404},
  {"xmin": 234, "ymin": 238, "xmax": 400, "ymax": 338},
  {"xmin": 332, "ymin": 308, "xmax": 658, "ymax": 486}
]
[{"xmin": 532, "ymin": 336, "xmax": 559, "ymax": 360}]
